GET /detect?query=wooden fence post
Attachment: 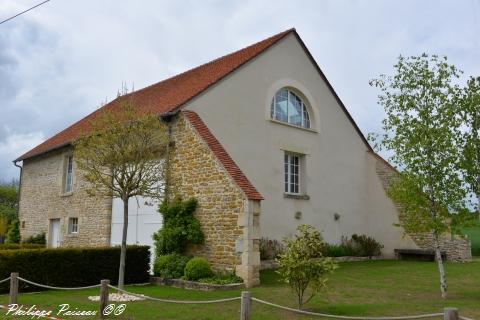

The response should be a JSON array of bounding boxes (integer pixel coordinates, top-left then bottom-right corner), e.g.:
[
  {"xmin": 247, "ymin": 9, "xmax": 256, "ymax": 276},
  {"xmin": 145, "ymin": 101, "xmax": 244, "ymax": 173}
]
[
  {"xmin": 240, "ymin": 291, "xmax": 251, "ymax": 320},
  {"xmin": 99, "ymin": 279, "xmax": 109, "ymax": 318},
  {"xmin": 9, "ymin": 272, "xmax": 18, "ymax": 305},
  {"xmin": 444, "ymin": 308, "xmax": 459, "ymax": 320}
]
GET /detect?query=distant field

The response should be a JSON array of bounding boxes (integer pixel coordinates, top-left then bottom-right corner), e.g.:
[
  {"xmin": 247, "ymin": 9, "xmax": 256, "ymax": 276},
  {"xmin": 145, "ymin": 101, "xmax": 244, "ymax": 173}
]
[{"xmin": 463, "ymin": 223, "xmax": 480, "ymax": 256}]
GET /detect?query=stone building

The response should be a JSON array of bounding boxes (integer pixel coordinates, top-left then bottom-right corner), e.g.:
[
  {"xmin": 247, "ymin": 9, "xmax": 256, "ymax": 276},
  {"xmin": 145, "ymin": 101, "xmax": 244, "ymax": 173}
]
[{"xmin": 14, "ymin": 29, "xmax": 469, "ymax": 287}]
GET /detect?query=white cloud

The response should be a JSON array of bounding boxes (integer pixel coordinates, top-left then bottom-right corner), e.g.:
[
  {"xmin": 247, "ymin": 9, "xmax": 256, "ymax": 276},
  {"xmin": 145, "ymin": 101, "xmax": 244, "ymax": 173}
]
[{"xmin": 0, "ymin": 131, "xmax": 45, "ymax": 179}]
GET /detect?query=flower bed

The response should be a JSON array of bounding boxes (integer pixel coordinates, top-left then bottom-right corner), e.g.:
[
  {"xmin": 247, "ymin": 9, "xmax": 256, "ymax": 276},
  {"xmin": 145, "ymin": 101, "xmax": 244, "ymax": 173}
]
[{"xmin": 150, "ymin": 277, "xmax": 244, "ymax": 291}]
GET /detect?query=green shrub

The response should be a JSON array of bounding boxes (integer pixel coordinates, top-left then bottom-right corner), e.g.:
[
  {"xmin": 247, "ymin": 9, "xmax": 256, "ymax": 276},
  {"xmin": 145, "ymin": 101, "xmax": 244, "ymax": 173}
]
[
  {"xmin": 0, "ymin": 243, "xmax": 45, "ymax": 250},
  {"xmin": 6, "ymin": 219, "xmax": 20, "ymax": 244},
  {"xmin": 324, "ymin": 235, "xmax": 383, "ymax": 257},
  {"xmin": 351, "ymin": 234, "xmax": 384, "ymax": 256},
  {"xmin": 259, "ymin": 238, "xmax": 284, "ymax": 260},
  {"xmin": 324, "ymin": 243, "xmax": 357, "ymax": 257},
  {"xmin": 153, "ymin": 198, "xmax": 204, "ymax": 255},
  {"xmin": 184, "ymin": 257, "xmax": 214, "ymax": 281},
  {"xmin": 22, "ymin": 233, "xmax": 46, "ymax": 245},
  {"xmin": 198, "ymin": 269, "xmax": 243, "ymax": 284},
  {"xmin": 154, "ymin": 254, "xmax": 190, "ymax": 279},
  {"xmin": 0, "ymin": 245, "xmax": 149, "ymax": 293},
  {"xmin": 276, "ymin": 225, "xmax": 337, "ymax": 309}
]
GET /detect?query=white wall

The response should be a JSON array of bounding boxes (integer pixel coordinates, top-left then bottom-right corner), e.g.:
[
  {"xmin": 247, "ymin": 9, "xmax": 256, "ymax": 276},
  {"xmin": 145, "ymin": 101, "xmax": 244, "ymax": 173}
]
[
  {"xmin": 185, "ymin": 33, "xmax": 417, "ymax": 256},
  {"xmin": 111, "ymin": 196, "xmax": 162, "ymax": 268}
]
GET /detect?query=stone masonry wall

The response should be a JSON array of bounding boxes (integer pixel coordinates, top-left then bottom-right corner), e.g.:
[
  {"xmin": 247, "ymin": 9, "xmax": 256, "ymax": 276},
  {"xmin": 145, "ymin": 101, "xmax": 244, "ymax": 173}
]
[
  {"xmin": 374, "ymin": 153, "xmax": 472, "ymax": 262},
  {"xmin": 19, "ymin": 147, "xmax": 112, "ymax": 247},
  {"xmin": 169, "ymin": 115, "xmax": 244, "ymax": 269},
  {"xmin": 410, "ymin": 233, "xmax": 472, "ymax": 262},
  {"xmin": 169, "ymin": 114, "xmax": 260, "ymax": 285}
]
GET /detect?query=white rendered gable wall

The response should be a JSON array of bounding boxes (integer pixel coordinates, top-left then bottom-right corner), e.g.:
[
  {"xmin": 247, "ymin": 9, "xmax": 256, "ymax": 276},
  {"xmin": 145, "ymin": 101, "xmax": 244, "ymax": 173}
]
[{"xmin": 110, "ymin": 196, "xmax": 162, "ymax": 270}]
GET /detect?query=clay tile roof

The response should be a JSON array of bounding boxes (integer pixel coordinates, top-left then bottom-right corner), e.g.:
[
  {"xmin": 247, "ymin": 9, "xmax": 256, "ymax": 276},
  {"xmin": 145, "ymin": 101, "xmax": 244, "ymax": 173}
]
[
  {"xmin": 183, "ymin": 110, "xmax": 263, "ymax": 201},
  {"xmin": 16, "ymin": 28, "xmax": 295, "ymax": 161}
]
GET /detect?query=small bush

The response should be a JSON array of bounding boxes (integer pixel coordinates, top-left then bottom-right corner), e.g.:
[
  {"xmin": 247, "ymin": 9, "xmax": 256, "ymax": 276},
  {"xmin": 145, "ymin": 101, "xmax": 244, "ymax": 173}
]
[
  {"xmin": 259, "ymin": 238, "xmax": 284, "ymax": 260},
  {"xmin": 184, "ymin": 257, "xmax": 214, "ymax": 281},
  {"xmin": 324, "ymin": 235, "xmax": 383, "ymax": 257},
  {"xmin": 351, "ymin": 234, "xmax": 384, "ymax": 256},
  {"xmin": 22, "ymin": 233, "xmax": 46, "ymax": 245},
  {"xmin": 276, "ymin": 225, "xmax": 337, "ymax": 309},
  {"xmin": 324, "ymin": 243, "xmax": 357, "ymax": 257},
  {"xmin": 154, "ymin": 254, "xmax": 190, "ymax": 279}
]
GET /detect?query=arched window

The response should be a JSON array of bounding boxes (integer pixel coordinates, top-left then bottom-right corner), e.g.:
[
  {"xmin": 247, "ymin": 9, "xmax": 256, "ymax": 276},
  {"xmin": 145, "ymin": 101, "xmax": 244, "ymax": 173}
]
[{"xmin": 270, "ymin": 88, "xmax": 310, "ymax": 128}]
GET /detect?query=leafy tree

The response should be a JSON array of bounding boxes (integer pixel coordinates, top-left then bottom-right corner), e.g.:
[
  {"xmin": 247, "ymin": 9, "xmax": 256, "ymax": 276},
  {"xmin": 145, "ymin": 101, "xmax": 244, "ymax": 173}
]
[
  {"xmin": 0, "ymin": 183, "xmax": 17, "ymax": 208},
  {"xmin": 0, "ymin": 215, "xmax": 9, "ymax": 243},
  {"xmin": 370, "ymin": 54, "xmax": 474, "ymax": 298},
  {"xmin": 0, "ymin": 183, "xmax": 18, "ymax": 221},
  {"xmin": 74, "ymin": 93, "xmax": 169, "ymax": 289},
  {"xmin": 457, "ymin": 77, "xmax": 480, "ymax": 218},
  {"xmin": 276, "ymin": 225, "xmax": 337, "ymax": 309},
  {"xmin": 0, "ymin": 182, "xmax": 19, "ymax": 243},
  {"xmin": 153, "ymin": 198, "xmax": 203, "ymax": 255},
  {"xmin": 6, "ymin": 219, "xmax": 20, "ymax": 244}
]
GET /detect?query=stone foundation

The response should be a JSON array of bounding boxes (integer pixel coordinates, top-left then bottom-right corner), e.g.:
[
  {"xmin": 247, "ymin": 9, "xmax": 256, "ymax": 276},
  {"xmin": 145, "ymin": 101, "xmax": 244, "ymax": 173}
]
[
  {"xmin": 373, "ymin": 153, "xmax": 472, "ymax": 262},
  {"xmin": 410, "ymin": 233, "xmax": 472, "ymax": 262}
]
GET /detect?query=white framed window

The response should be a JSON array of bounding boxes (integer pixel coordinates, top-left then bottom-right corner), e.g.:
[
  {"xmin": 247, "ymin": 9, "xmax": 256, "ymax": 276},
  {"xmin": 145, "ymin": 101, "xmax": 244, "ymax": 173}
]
[
  {"xmin": 63, "ymin": 155, "xmax": 74, "ymax": 193},
  {"xmin": 68, "ymin": 217, "xmax": 78, "ymax": 234},
  {"xmin": 284, "ymin": 153, "xmax": 301, "ymax": 194},
  {"xmin": 271, "ymin": 88, "xmax": 310, "ymax": 128}
]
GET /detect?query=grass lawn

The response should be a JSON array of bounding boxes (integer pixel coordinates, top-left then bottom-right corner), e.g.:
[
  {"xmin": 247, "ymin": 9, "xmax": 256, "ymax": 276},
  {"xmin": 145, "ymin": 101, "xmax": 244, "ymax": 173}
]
[{"xmin": 0, "ymin": 259, "xmax": 478, "ymax": 319}]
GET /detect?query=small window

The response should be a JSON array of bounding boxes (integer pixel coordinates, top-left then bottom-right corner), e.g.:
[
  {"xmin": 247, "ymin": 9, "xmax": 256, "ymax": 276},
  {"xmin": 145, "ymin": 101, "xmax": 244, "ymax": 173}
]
[
  {"xmin": 284, "ymin": 153, "xmax": 301, "ymax": 194},
  {"xmin": 64, "ymin": 156, "xmax": 74, "ymax": 193},
  {"xmin": 271, "ymin": 88, "xmax": 310, "ymax": 128},
  {"xmin": 21, "ymin": 221, "xmax": 25, "ymax": 229},
  {"xmin": 68, "ymin": 217, "xmax": 78, "ymax": 234}
]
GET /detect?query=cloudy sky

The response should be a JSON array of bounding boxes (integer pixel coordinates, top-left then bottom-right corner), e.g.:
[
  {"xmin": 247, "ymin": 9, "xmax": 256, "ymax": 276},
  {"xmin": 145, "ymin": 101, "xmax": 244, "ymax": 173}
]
[{"xmin": 0, "ymin": 0, "xmax": 479, "ymax": 181}]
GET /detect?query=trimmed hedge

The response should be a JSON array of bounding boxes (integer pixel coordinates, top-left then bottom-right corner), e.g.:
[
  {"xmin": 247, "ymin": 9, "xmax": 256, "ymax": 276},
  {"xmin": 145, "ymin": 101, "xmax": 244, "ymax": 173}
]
[
  {"xmin": 0, "ymin": 245, "xmax": 149, "ymax": 292},
  {"xmin": 0, "ymin": 243, "xmax": 45, "ymax": 250}
]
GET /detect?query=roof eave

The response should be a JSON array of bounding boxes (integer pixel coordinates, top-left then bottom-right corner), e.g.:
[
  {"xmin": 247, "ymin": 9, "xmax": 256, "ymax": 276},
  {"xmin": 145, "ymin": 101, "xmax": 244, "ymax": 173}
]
[{"xmin": 291, "ymin": 31, "xmax": 373, "ymax": 153}]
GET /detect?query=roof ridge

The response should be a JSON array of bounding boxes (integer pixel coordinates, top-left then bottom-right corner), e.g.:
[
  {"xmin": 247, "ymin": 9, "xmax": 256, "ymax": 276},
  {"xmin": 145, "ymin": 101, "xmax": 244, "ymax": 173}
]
[
  {"xmin": 124, "ymin": 28, "xmax": 295, "ymax": 99},
  {"xmin": 16, "ymin": 28, "xmax": 295, "ymax": 161}
]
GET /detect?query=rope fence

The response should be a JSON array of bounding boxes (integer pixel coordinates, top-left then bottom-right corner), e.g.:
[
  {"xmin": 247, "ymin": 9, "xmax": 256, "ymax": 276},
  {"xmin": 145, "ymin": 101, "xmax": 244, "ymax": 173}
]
[
  {"xmin": 0, "ymin": 273, "xmax": 473, "ymax": 320},
  {"xmin": 251, "ymin": 297, "xmax": 444, "ymax": 320},
  {"xmin": 18, "ymin": 277, "xmax": 101, "ymax": 291}
]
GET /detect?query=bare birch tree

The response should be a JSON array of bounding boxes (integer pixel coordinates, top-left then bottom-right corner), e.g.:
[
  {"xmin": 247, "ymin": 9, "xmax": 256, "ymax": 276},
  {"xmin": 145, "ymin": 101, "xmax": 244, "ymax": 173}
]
[{"xmin": 370, "ymin": 54, "xmax": 472, "ymax": 298}]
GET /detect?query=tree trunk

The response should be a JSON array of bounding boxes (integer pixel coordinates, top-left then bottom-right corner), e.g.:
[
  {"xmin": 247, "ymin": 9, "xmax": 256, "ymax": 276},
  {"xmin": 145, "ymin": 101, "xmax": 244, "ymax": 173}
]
[
  {"xmin": 118, "ymin": 197, "xmax": 129, "ymax": 290},
  {"xmin": 433, "ymin": 233, "xmax": 447, "ymax": 298}
]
